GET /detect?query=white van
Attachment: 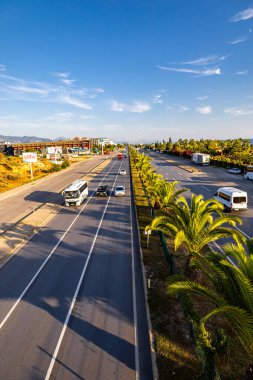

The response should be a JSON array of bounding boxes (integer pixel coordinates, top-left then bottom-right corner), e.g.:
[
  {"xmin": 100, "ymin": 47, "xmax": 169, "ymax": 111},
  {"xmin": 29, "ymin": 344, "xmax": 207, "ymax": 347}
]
[
  {"xmin": 62, "ymin": 179, "xmax": 88, "ymax": 206},
  {"xmin": 245, "ymin": 165, "xmax": 253, "ymax": 180},
  {"xmin": 213, "ymin": 187, "xmax": 247, "ymax": 212}
]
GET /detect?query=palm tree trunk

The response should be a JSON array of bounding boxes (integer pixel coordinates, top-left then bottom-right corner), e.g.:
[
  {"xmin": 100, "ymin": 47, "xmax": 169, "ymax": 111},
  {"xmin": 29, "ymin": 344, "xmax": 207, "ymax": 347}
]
[{"xmin": 185, "ymin": 253, "xmax": 201, "ymax": 281}]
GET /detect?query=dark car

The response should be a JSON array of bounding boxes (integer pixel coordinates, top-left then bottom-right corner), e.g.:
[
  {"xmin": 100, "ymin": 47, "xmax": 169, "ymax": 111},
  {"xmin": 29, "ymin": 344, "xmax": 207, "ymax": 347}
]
[{"xmin": 96, "ymin": 185, "xmax": 109, "ymax": 197}]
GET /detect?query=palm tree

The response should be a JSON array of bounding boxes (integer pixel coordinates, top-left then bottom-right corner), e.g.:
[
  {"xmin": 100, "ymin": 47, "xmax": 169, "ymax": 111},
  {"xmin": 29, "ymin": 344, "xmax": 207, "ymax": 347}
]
[
  {"xmin": 135, "ymin": 152, "xmax": 152, "ymax": 172},
  {"xmin": 167, "ymin": 241, "xmax": 253, "ymax": 378},
  {"xmin": 145, "ymin": 170, "xmax": 163, "ymax": 188},
  {"xmin": 147, "ymin": 193, "xmax": 245, "ymax": 276},
  {"xmin": 147, "ymin": 179, "xmax": 187, "ymax": 210}
]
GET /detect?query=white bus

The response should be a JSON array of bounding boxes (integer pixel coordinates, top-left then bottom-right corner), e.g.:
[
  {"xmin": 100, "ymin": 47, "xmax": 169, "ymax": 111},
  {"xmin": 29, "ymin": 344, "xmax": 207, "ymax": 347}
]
[
  {"xmin": 62, "ymin": 179, "xmax": 88, "ymax": 206},
  {"xmin": 213, "ymin": 187, "xmax": 247, "ymax": 212},
  {"xmin": 244, "ymin": 165, "xmax": 253, "ymax": 180}
]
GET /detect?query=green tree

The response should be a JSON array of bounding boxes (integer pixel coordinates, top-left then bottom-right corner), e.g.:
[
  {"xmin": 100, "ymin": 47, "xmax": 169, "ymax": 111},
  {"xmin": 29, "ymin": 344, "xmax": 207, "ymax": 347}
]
[
  {"xmin": 167, "ymin": 240, "xmax": 253, "ymax": 378},
  {"xmin": 147, "ymin": 194, "xmax": 245, "ymax": 276},
  {"xmin": 147, "ymin": 179, "xmax": 187, "ymax": 210}
]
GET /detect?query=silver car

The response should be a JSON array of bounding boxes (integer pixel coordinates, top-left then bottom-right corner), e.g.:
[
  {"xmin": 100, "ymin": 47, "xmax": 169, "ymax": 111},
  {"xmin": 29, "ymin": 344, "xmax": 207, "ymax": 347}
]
[
  {"xmin": 228, "ymin": 168, "xmax": 241, "ymax": 174},
  {"xmin": 114, "ymin": 186, "xmax": 126, "ymax": 196}
]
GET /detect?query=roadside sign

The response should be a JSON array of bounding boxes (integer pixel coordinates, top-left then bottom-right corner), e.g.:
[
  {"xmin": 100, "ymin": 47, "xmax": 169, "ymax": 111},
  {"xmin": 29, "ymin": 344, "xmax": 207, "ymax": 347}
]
[{"xmin": 22, "ymin": 152, "xmax": 37, "ymax": 163}]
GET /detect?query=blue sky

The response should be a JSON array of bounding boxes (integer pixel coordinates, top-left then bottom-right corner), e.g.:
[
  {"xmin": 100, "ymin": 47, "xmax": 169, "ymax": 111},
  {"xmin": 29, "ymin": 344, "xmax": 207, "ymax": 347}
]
[{"xmin": 0, "ymin": 0, "xmax": 253, "ymax": 143}]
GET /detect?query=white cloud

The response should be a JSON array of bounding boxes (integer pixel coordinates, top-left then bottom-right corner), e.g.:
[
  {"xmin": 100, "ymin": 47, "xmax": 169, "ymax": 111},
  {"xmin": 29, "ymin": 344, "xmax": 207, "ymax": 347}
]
[
  {"xmin": 46, "ymin": 112, "xmax": 73, "ymax": 122},
  {"xmin": 197, "ymin": 96, "xmax": 208, "ymax": 100},
  {"xmin": 173, "ymin": 104, "xmax": 189, "ymax": 112},
  {"xmin": 153, "ymin": 94, "xmax": 163, "ymax": 104},
  {"xmin": 54, "ymin": 72, "xmax": 70, "ymax": 78},
  {"xmin": 178, "ymin": 105, "xmax": 189, "ymax": 112},
  {"xmin": 110, "ymin": 100, "xmax": 125, "ymax": 112},
  {"xmin": 0, "ymin": 64, "xmax": 5, "ymax": 71},
  {"xmin": 233, "ymin": 70, "xmax": 248, "ymax": 75},
  {"xmin": 196, "ymin": 106, "xmax": 212, "ymax": 114},
  {"xmin": 93, "ymin": 88, "xmax": 104, "ymax": 93},
  {"xmin": 61, "ymin": 95, "xmax": 92, "ymax": 110},
  {"xmin": 80, "ymin": 115, "xmax": 95, "ymax": 120},
  {"xmin": 231, "ymin": 8, "xmax": 253, "ymax": 22},
  {"xmin": 130, "ymin": 101, "xmax": 151, "ymax": 113},
  {"xmin": 158, "ymin": 65, "xmax": 221, "ymax": 76},
  {"xmin": 229, "ymin": 36, "xmax": 247, "ymax": 45},
  {"xmin": 0, "ymin": 67, "xmax": 104, "ymax": 110},
  {"xmin": 110, "ymin": 100, "xmax": 151, "ymax": 113},
  {"xmin": 61, "ymin": 79, "xmax": 76, "ymax": 85},
  {"xmin": 8, "ymin": 85, "xmax": 50, "ymax": 96},
  {"xmin": 182, "ymin": 55, "xmax": 228, "ymax": 66},
  {"xmin": 224, "ymin": 107, "xmax": 253, "ymax": 116}
]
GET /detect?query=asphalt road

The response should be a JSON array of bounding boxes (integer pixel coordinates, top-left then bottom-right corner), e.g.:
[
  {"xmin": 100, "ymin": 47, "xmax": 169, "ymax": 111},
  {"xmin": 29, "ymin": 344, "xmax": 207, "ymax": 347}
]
[
  {"xmin": 0, "ymin": 157, "xmax": 154, "ymax": 379},
  {"xmin": 148, "ymin": 152, "xmax": 252, "ymax": 239},
  {"xmin": 0, "ymin": 155, "xmax": 105, "ymax": 233}
]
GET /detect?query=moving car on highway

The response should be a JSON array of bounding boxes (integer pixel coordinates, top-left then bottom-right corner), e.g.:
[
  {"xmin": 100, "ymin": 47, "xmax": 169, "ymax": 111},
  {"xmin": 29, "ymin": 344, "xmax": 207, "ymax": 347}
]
[
  {"xmin": 96, "ymin": 185, "xmax": 109, "ymax": 197},
  {"xmin": 114, "ymin": 186, "xmax": 125, "ymax": 197},
  {"xmin": 228, "ymin": 167, "xmax": 241, "ymax": 174},
  {"xmin": 119, "ymin": 169, "xmax": 126, "ymax": 175},
  {"xmin": 245, "ymin": 165, "xmax": 253, "ymax": 180}
]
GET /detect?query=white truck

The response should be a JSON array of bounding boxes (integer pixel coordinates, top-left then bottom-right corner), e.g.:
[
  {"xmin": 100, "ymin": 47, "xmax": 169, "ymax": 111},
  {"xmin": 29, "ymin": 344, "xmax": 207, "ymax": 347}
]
[
  {"xmin": 191, "ymin": 153, "xmax": 210, "ymax": 165},
  {"xmin": 213, "ymin": 187, "xmax": 247, "ymax": 212}
]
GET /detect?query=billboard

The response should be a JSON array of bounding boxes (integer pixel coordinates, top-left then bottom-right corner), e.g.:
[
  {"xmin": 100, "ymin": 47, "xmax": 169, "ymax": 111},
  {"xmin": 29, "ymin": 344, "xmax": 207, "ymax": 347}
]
[
  {"xmin": 22, "ymin": 152, "xmax": 38, "ymax": 163},
  {"xmin": 47, "ymin": 146, "xmax": 62, "ymax": 155}
]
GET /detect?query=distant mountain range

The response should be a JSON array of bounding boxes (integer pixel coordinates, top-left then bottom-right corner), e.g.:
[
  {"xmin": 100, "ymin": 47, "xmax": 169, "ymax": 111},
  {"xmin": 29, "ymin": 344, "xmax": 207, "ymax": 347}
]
[
  {"xmin": 0, "ymin": 135, "xmax": 252, "ymax": 145},
  {"xmin": 0, "ymin": 135, "xmax": 67, "ymax": 143}
]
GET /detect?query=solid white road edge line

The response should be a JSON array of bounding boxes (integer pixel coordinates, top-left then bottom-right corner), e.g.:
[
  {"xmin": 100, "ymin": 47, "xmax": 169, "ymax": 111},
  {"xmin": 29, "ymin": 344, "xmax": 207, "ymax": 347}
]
[{"xmin": 0, "ymin": 161, "xmax": 117, "ymax": 331}]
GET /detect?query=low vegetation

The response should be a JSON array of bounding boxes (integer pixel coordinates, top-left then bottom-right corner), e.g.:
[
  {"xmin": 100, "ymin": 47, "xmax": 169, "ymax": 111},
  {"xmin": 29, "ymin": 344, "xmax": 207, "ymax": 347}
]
[{"xmin": 0, "ymin": 153, "xmax": 72, "ymax": 192}]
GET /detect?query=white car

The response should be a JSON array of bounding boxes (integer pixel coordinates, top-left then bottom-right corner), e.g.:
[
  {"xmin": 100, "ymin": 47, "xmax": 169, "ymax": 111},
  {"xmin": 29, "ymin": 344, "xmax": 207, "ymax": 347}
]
[
  {"xmin": 114, "ymin": 186, "xmax": 125, "ymax": 196},
  {"xmin": 228, "ymin": 168, "xmax": 241, "ymax": 174},
  {"xmin": 119, "ymin": 169, "xmax": 126, "ymax": 175}
]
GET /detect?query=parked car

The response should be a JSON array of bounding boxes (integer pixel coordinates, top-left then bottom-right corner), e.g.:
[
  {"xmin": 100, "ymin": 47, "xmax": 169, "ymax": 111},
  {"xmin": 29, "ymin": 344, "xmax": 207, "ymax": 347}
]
[
  {"xmin": 228, "ymin": 168, "xmax": 242, "ymax": 174},
  {"xmin": 114, "ymin": 186, "xmax": 126, "ymax": 197},
  {"xmin": 119, "ymin": 169, "xmax": 126, "ymax": 175},
  {"xmin": 96, "ymin": 185, "xmax": 109, "ymax": 197}
]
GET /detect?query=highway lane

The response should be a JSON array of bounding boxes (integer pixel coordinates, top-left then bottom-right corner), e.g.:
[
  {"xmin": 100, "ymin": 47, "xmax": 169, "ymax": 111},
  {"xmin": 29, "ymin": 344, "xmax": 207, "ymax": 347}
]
[
  {"xmin": 0, "ymin": 155, "xmax": 106, "ymax": 233},
  {"xmin": 0, "ymin": 157, "xmax": 153, "ymax": 379},
  {"xmin": 148, "ymin": 152, "xmax": 253, "ymax": 239}
]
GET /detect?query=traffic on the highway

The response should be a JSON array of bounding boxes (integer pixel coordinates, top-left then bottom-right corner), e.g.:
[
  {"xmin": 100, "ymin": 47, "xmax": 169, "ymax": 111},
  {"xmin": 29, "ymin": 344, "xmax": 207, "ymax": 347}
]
[
  {"xmin": 148, "ymin": 150, "xmax": 252, "ymax": 241},
  {"xmin": 0, "ymin": 155, "xmax": 154, "ymax": 380}
]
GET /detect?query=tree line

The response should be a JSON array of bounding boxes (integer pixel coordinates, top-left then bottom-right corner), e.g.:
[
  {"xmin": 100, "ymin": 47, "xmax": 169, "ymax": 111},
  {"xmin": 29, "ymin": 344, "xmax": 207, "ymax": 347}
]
[{"xmin": 139, "ymin": 138, "xmax": 253, "ymax": 166}]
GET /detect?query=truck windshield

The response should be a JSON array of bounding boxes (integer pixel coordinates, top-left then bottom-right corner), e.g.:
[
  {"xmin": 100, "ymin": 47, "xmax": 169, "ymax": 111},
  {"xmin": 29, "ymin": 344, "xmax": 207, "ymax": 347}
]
[{"xmin": 65, "ymin": 190, "xmax": 80, "ymax": 199}]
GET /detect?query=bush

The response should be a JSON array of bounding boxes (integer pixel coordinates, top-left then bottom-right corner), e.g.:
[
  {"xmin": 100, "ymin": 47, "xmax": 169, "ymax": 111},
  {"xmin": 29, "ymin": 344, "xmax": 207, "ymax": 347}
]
[
  {"xmin": 61, "ymin": 159, "xmax": 70, "ymax": 169},
  {"xmin": 51, "ymin": 164, "xmax": 61, "ymax": 172},
  {"xmin": 6, "ymin": 173, "xmax": 21, "ymax": 181}
]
